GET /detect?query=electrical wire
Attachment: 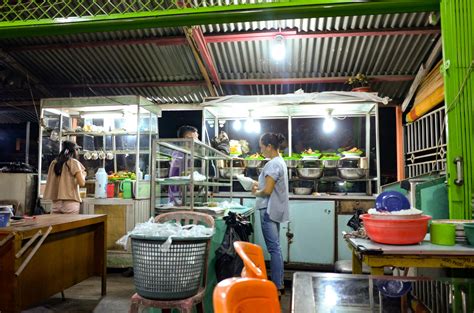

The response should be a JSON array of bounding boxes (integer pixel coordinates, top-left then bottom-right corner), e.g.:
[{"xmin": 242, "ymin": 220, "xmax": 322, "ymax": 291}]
[{"xmin": 26, "ymin": 73, "xmax": 41, "ymax": 123}]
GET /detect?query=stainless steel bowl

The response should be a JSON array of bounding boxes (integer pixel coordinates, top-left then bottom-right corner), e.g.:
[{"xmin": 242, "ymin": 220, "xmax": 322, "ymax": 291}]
[
  {"xmin": 296, "ymin": 168, "xmax": 324, "ymax": 179},
  {"xmin": 245, "ymin": 160, "xmax": 263, "ymax": 168},
  {"xmin": 293, "ymin": 187, "xmax": 312, "ymax": 195},
  {"xmin": 302, "ymin": 159, "xmax": 323, "ymax": 168},
  {"xmin": 322, "ymin": 159, "xmax": 338, "ymax": 168},
  {"xmin": 285, "ymin": 159, "xmax": 301, "ymax": 168},
  {"xmin": 337, "ymin": 168, "xmax": 368, "ymax": 179},
  {"xmin": 338, "ymin": 159, "xmax": 360, "ymax": 168},
  {"xmin": 219, "ymin": 167, "xmax": 246, "ymax": 178}
]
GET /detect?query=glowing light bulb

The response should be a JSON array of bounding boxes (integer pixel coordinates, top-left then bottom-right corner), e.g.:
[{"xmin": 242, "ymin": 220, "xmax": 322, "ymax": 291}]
[
  {"xmin": 233, "ymin": 120, "xmax": 241, "ymax": 131},
  {"xmin": 323, "ymin": 117, "xmax": 336, "ymax": 133},
  {"xmin": 271, "ymin": 35, "xmax": 286, "ymax": 61}
]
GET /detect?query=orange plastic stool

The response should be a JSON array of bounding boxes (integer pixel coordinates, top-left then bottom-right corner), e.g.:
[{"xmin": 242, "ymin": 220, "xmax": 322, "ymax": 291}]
[
  {"xmin": 213, "ymin": 277, "xmax": 280, "ymax": 313},
  {"xmin": 233, "ymin": 241, "xmax": 267, "ymax": 279}
]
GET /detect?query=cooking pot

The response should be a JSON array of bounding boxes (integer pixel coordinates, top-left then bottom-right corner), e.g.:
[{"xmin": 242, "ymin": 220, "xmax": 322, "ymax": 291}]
[
  {"xmin": 301, "ymin": 160, "xmax": 323, "ymax": 168},
  {"xmin": 338, "ymin": 159, "xmax": 360, "ymax": 168},
  {"xmin": 216, "ymin": 159, "xmax": 245, "ymax": 168},
  {"xmin": 337, "ymin": 157, "xmax": 369, "ymax": 169}
]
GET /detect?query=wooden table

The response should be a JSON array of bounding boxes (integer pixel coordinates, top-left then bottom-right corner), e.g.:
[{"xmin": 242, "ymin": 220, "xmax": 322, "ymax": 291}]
[
  {"xmin": 0, "ymin": 214, "xmax": 107, "ymax": 313},
  {"xmin": 346, "ymin": 236, "xmax": 474, "ymax": 275}
]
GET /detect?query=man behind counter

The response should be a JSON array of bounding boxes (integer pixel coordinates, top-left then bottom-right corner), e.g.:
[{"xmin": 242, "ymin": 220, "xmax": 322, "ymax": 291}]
[{"xmin": 168, "ymin": 125, "xmax": 199, "ymax": 205}]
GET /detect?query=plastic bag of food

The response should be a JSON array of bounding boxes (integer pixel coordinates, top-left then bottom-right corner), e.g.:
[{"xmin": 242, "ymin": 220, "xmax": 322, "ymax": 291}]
[{"xmin": 236, "ymin": 174, "xmax": 256, "ymax": 191}]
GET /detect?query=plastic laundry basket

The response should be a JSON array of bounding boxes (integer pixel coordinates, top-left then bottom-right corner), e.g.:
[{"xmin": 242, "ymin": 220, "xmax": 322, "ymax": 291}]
[{"xmin": 130, "ymin": 234, "xmax": 210, "ymax": 300}]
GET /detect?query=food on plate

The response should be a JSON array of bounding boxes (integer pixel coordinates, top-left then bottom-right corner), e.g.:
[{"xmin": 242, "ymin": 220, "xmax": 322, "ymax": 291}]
[
  {"xmin": 319, "ymin": 152, "xmax": 340, "ymax": 160},
  {"xmin": 108, "ymin": 171, "xmax": 136, "ymax": 181},
  {"xmin": 245, "ymin": 153, "xmax": 265, "ymax": 160},
  {"xmin": 342, "ymin": 147, "xmax": 364, "ymax": 155},
  {"xmin": 301, "ymin": 148, "xmax": 321, "ymax": 157},
  {"xmin": 283, "ymin": 153, "xmax": 301, "ymax": 160}
]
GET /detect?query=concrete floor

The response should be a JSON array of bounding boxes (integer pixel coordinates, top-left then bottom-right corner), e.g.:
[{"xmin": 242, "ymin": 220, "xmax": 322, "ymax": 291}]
[{"xmin": 22, "ymin": 271, "xmax": 293, "ymax": 313}]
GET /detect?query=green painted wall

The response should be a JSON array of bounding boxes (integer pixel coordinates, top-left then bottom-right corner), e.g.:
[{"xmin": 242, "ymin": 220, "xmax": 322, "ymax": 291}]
[{"xmin": 440, "ymin": 0, "xmax": 474, "ymax": 219}]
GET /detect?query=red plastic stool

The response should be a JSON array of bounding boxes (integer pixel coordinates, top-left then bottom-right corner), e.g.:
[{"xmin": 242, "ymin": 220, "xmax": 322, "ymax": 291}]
[{"xmin": 129, "ymin": 287, "xmax": 205, "ymax": 313}]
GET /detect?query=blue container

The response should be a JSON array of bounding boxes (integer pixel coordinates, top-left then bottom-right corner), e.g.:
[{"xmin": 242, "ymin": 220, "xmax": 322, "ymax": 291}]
[{"xmin": 0, "ymin": 212, "xmax": 10, "ymax": 227}]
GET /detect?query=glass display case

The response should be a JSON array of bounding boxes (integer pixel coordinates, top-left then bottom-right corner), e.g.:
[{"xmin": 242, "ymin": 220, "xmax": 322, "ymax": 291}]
[
  {"xmin": 202, "ymin": 93, "xmax": 382, "ymax": 195},
  {"xmin": 150, "ymin": 138, "xmax": 234, "ymax": 214},
  {"xmin": 39, "ymin": 95, "xmax": 161, "ymax": 199}
]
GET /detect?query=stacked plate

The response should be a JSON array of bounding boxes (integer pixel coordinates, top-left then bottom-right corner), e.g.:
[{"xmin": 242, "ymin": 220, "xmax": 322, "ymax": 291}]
[
  {"xmin": 433, "ymin": 220, "xmax": 470, "ymax": 243},
  {"xmin": 369, "ymin": 191, "xmax": 422, "ymax": 219}
]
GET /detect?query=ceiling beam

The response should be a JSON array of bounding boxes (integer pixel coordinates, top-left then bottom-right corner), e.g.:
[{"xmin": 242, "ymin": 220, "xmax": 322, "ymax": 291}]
[
  {"xmin": 222, "ymin": 75, "xmax": 415, "ymax": 85},
  {"xmin": 5, "ymin": 27, "xmax": 440, "ymax": 53},
  {"xmin": 191, "ymin": 27, "xmax": 221, "ymax": 87},
  {"xmin": 51, "ymin": 75, "xmax": 414, "ymax": 89},
  {"xmin": 183, "ymin": 27, "xmax": 217, "ymax": 97},
  {"xmin": 0, "ymin": 0, "xmax": 440, "ymax": 39},
  {"xmin": 205, "ymin": 27, "xmax": 440, "ymax": 43}
]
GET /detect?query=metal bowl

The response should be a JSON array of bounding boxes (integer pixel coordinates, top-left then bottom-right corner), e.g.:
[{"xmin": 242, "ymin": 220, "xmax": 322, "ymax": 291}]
[
  {"xmin": 302, "ymin": 160, "xmax": 323, "ymax": 168},
  {"xmin": 285, "ymin": 159, "xmax": 301, "ymax": 168},
  {"xmin": 293, "ymin": 187, "xmax": 312, "ymax": 195},
  {"xmin": 245, "ymin": 160, "xmax": 263, "ymax": 168},
  {"xmin": 338, "ymin": 159, "xmax": 360, "ymax": 168},
  {"xmin": 296, "ymin": 168, "xmax": 324, "ymax": 179},
  {"xmin": 322, "ymin": 159, "xmax": 338, "ymax": 168},
  {"xmin": 219, "ymin": 167, "xmax": 246, "ymax": 178},
  {"xmin": 337, "ymin": 168, "xmax": 368, "ymax": 179}
]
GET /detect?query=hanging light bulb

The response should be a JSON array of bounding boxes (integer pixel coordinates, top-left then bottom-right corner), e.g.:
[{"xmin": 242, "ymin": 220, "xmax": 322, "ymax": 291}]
[
  {"xmin": 233, "ymin": 120, "xmax": 241, "ymax": 131},
  {"xmin": 323, "ymin": 109, "xmax": 336, "ymax": 133},
  {"xmin": 271, "ymin": 35, "xmax": 286, "ymax": 61}
]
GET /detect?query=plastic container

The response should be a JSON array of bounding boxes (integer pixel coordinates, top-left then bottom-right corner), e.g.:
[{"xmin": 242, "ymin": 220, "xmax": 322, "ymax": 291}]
[
  {"xmin": 106, "ymin": 183, "xmax": 115, "ymax": 198},
  {"xmin": 0, "ymin": 211, "xmax": 10, "ymax": 227},
  {"xmin": 130, "ymin": 235, "xmax": 209, "ymax": 300},
  {"xmin": 463, "ymin": 223, "xmax": 474, "ymax": 246},
  {"xmin": 94, "ymin": 168, "xmax": 108, "ymax": 199},
  {"xmin": 120, "ymin": 179, "xmax": 133, "ymax": 199},
  {"xmin": 430, "ymin": 222, "xmax": 456, "ymax": 246},
  {"xmin": 360, "ymin": 214, "xmax": 431, "ymax": 245}
]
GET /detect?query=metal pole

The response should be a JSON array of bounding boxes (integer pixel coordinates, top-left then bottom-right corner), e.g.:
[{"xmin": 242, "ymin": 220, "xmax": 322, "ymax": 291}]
[
  {"xmin": 25, "ymin": 121, "xmax": 30, "ymax": 164},
  {"xmin": 288, "ymin": 109, "xmax": 292, "ymax": 155},
  {"xmin": 366, "ymin": 112, "xmax": 371, "ymax": 194},
  {"xmin": 375, "ymin": 104, "xmax": 381, "ymax": 192}
]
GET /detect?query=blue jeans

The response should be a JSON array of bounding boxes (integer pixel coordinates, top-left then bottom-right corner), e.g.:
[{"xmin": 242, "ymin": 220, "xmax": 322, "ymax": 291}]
[{"xmin": 260, "ymin": 209, "xmax": 284, "ymax": 289}]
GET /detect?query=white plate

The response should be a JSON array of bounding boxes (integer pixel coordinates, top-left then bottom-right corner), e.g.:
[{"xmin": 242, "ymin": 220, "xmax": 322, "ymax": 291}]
[{"xmin": 369, "ymin": 213, "xmax": 423, "ymax": 220}]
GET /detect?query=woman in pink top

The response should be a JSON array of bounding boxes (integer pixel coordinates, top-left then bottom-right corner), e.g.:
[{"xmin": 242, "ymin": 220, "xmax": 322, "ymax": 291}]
[{"xmin": 43, "ymin": 141, "xmax": 86, "ymax": 214}]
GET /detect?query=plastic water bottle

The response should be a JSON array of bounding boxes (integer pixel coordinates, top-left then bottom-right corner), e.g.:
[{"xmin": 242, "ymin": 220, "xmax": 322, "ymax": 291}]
[{"xmin": 95, "ymin": 168, "xmax": 108, "ymax": 199}]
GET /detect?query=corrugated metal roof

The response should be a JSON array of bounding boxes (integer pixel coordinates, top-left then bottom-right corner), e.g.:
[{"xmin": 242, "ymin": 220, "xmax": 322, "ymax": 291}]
[
  {"xmin": 11, "ymin": 44, "xmax": 201, "ymax": 84},
  {"xmin": 63, "ymin": 85, "xmax": 213, "ymax": 104},
  {"xmin": 0, "ymin": 12, "xmax": 439, "ymax": 104},
  {"xmin": 222, "ymin": 81, "xmax": 411, "ymax": 99},
  {"xmin": 203, "ymin": 12, "xmax": 433, "ymax": 33},
  {"xmin": 0, "ymin": 27, "xmax": 185, "ymax": 47},
  {"xmin": 0, "ymin": 107, "xmax": 39, "ymax": 124}
]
